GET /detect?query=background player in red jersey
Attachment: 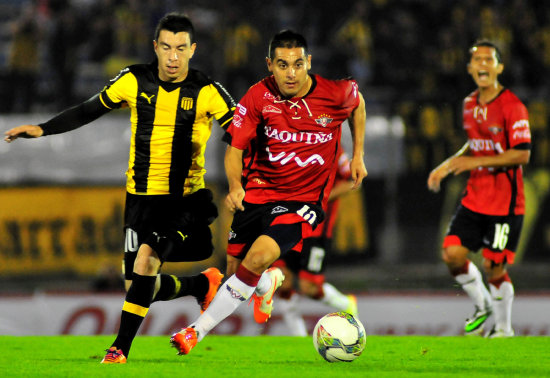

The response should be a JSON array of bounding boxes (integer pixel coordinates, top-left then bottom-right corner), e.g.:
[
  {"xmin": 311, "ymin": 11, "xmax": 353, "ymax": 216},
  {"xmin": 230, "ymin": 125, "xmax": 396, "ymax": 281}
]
[
  {"xmin": 274, "ymin": 148, "xmax": 358, "ymax": 336},
  {"xmin": 428, "ymin": 40, "xmax": 531, "ymax": 338},
  {"xmin": 171, "ymin": 30, "xmax": 367, "ymax": 354}
]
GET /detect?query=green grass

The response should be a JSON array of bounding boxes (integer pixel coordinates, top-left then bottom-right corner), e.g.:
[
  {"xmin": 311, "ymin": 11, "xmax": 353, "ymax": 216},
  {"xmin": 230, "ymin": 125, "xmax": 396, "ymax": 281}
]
[{"xmin": 0, "ymin": 335, "xmax": 549, "ymax": 377}]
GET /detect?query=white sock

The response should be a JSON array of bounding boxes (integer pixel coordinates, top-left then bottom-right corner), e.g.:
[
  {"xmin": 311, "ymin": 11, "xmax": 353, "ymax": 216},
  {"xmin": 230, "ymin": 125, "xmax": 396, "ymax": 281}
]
[
  {"xmin": 254, "ymin": 270, "xmax": 272, "ymax": 296},
  {"xmin": 279, "ymin": 294, "xmax": 307, "ymax": 336},
  {"xmin": 321, "ymin": 282, "xmax": 351, "ymax": 311},
  {"xmin": 454, "ymin": 262, "xmax": 491, "ymax": 311},
  {"xmin": 489, "ymin": 281, "xmax": 514, "ymax": 333},
  {"xmin": 191, "ymin": 274, "xmax": 255, "ymax": 341}
]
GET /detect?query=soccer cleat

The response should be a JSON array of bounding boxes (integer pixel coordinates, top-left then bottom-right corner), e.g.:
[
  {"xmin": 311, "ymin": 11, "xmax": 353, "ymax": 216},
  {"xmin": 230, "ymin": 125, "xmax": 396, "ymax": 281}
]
[
  {"xmin": 464, "ymin": 306, "xmax": 492, "ymax": 334},
  {"xmin": 345, "ymin": 294, "xmax": 359, "ymax": 317},
  {"xmin": 250, "ymin": 267, "xmax": 285, "ymax": 323},
  {"xmin": 100, "ymin": 346, "xmax": 127, "ymax": 364},
  {"xmin": 486, "ymin": 326, "xmax": 515, "ymax": 338},
  {"xmin": 170, "ymin": 327, "xmax": 198, "ymax": 355},
  {"xmin": 198, "ymin": 267, "xmax": 223, "ymax": 313}
]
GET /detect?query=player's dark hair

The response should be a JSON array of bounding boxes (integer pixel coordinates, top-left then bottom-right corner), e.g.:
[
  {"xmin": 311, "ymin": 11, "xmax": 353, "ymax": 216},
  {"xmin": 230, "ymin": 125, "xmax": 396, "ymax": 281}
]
[
  {"xmin": 469, "ymin": 39, "xmax": 502, "ymax": 63},
  {"xmin": 154, "ymin": 13, "xmax": 195, "ymax": 43},
  {"xmin": 268, "ymin": 30, "xmax": 308, "ymax": 59}
]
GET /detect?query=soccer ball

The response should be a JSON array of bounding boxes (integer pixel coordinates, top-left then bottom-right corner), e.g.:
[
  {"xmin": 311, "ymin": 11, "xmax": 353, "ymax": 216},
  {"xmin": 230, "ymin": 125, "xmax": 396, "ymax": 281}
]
[{"xmin": 312, "ymin": 311, "xmax": 366, "ymax": 362}]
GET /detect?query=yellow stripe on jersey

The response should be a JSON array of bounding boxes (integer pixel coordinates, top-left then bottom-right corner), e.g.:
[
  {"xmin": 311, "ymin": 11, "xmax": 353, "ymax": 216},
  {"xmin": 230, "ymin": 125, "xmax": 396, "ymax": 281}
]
[
  {"xmin": 122, "ymin": 301, "xmax": 149, "ymax": 317},
  {"xmin": 184, "ymin": 84, "xmax": 229, "ymax": 193},
  {"xmin": 147, "ymin": 86, "xmax": 180, "ymax": 194}
]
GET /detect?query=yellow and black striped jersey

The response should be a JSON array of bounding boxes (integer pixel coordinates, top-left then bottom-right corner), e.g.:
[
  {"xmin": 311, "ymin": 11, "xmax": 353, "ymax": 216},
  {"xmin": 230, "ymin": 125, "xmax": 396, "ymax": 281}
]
[{"xmin": 99, "ymin": 62, "xmax": 235, "ymax": 196}]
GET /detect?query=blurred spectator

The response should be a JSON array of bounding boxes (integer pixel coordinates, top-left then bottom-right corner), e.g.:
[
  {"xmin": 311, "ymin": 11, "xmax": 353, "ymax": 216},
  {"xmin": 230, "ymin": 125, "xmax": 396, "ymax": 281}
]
[{"xmin": 6, "ymin": 3, "xmax": 41, "ymax": 113}]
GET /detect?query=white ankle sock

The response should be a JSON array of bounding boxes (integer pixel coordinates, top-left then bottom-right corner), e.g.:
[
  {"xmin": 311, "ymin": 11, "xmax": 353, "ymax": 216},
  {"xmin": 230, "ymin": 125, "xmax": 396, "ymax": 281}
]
[
  {"xmin": 489, "ymin": 281, "xmax": 514, "ymax": 332},
  {"xmin": 321, "ymin": 282, "xmax": 350, "ymax": 311},
  {"xmin": 454, "ymin": 262, "xmax": 491, "ymax": 310},
  {"xmin": 192, "ymin": 274, "xmax": 255, "ymax": 341}
]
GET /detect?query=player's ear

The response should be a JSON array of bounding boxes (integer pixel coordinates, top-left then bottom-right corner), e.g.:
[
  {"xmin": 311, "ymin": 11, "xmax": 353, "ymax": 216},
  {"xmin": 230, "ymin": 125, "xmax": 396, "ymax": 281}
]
[
  {"xmin": 496, "ymin": 62, "xmax": 504, "ymax": 74},
  {"xmin": 266, "ymin": 57, "xmax": 273, "ymax": 72},
  {"xmin": 307, "ymin": 54, "xmax": 312, "ymax": 70}
]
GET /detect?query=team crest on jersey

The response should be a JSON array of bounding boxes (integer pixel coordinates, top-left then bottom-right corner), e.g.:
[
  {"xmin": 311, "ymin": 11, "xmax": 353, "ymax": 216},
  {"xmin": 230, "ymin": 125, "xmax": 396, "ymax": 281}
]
[
  {"xmin": 271, "ymin": 206, "xmax": 289, "ymax": 214},
  {"xmin": 315, "ymin": 114, "xmax": 333, "ymax": 127},
  {"xmin": 228, "ymin": 229, "xmax": 237, "ymax": 240},
  {"xmin": 181, "ymin": 97, "xmax": 193, "ymax": 110},
  {"xmin": 488, "ymin": 125, "xmax": 503, "ymax": 135},
  {"xmin": 262, "ymin": 105, "xmax": 282, "ymax": 114}
]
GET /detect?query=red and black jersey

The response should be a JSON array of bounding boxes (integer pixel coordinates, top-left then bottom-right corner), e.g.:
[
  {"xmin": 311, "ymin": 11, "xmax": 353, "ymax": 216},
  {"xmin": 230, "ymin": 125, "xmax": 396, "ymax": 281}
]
[
  {"xmin": 224, "ymin": 74, "xmax": 360, "ymax": 209},
  {"xmin": 461, "ymin": 88, "xmax": 531, "ymax": 216}
]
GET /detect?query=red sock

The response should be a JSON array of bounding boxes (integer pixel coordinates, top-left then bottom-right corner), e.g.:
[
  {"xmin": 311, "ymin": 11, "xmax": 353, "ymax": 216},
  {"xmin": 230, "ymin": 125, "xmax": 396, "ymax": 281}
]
[{"xmin": 235, "ymin": 264, "xmax": 261, "ymax": 287}]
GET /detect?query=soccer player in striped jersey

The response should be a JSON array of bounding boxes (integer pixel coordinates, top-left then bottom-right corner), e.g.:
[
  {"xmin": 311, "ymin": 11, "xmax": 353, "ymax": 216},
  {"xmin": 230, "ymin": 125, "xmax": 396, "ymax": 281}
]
[
  {"xmin": 170, "ymin": 30, "xmax": 367, "ymax": 355},
  {"xmin": 428, "ymin": 40, "xmax": 531, "ymax": 338},
  {"xmin": 5, "ymin": 13, "xmax": 236, "ymax": 362}
]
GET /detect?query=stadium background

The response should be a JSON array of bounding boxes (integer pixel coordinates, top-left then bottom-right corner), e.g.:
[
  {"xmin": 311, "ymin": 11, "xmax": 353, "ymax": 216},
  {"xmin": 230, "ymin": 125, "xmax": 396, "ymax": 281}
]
[{"xmin": 0, "ymin": 0, "xmax": 549, "ymax": 335}]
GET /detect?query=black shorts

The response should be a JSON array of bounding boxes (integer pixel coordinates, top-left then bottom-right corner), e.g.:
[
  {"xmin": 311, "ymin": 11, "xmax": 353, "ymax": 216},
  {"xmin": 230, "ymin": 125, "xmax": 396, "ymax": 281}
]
[
  {"xmin": 444, "ymin": 204, "xmax": 523, "ymax": 264},
  {"xmin": 227, "ymin": 201, "xmax": 324, "ymax": 260},
  {"xmin": 281, "ymin": 236, "xmax": 330, "ymax": 275},
  {"xmin": 123, "ymin": 189, "xmax": 218, "ymax": 278}
]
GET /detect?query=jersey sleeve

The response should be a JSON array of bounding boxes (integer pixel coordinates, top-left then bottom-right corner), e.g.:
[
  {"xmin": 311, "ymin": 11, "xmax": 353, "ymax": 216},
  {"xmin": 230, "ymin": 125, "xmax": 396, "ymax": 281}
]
[
  {"xmin": 505, "ymin": 100, "xmax": 531, "ymax": 149},
  {"xmin": 224, "ymin": 87, "xmax": 262, "ymax": 149},
  {"xmin": 204, "ymin": 81, "xmax": 236, "ymax": 130},
  {"xmin": 340, "ymin": 79, "xmax": 361, "ymax": 115},
  {"xmin": 99, "ymin": 67, "xmax": 136, "ymax": 110}
]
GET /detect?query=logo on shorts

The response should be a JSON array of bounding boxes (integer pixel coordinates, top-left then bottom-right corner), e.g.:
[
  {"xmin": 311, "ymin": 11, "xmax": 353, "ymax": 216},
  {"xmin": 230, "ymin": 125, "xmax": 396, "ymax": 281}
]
[
  {"xmin": 271, "ymin": 206, "xmax": 288, "ymax": 214},
  {"xmin": 226, "ymin": 284, "xmax": 247, "ymax": 301}
]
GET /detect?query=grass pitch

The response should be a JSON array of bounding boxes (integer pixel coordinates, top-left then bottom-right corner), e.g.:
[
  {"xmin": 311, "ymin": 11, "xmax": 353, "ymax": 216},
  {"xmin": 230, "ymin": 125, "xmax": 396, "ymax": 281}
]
[{"xmin": 0, "ymin": 335, "xmax": 548, "ymax": 377}]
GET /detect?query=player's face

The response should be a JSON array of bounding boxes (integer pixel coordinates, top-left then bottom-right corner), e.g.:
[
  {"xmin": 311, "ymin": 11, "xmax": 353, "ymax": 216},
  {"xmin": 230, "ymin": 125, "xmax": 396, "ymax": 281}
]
[
  {"xmin": 154, "ymin": 30, "xmax": 196, "ymax": 82},
  {"xmin": 267, "ymin": 47, "xmax": 312, "ymax": 98},
  {"xmin": 467, "ymin": 46, "xmax": 503, "ymax": 90}
]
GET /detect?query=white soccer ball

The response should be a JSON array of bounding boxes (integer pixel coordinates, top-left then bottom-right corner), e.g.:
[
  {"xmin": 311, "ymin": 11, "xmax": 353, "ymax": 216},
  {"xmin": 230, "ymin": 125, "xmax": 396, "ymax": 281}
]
[{"xmin": 312, "ymin": 311, "xmax": 366, "ymax": 362}]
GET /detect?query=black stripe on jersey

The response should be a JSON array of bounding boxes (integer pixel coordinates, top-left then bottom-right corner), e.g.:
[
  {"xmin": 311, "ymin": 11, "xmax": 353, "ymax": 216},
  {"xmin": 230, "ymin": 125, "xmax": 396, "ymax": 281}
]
[
  {"xmin": 507, "ymin": 168, "xmax": 518, "ymax": 216},
  {"xmin": 512, "ymin": 142, "xmax": 531, "ymax": 150},
  {"xmin": 169, "ymin": 87, "xmax": 195, "ymax": 196},
  {"xmin": 218, "ymin": 112, "xmax": 234, "ymax": 130},
  {"xmin": 133, "ymin": 66, "xmax": 159, "ymax": 193},
  {"xmin": 99, "ymin": 91, "xmax": 122, "ymax": 109}
]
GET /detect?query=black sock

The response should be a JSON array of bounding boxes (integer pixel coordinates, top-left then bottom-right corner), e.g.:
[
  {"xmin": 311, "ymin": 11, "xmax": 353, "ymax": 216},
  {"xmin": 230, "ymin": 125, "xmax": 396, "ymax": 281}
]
[
  {"xmin": 152, "ymin": 273, "xmax": 208, "ymax": 302},
  {"xmin": 112, "ymin": 273, "xmax": 156, "ymax": 357}
]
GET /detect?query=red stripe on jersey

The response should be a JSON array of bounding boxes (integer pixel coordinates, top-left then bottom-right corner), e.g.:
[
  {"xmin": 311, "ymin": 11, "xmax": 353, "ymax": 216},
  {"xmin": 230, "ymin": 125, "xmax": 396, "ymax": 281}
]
[{"xmin": 482, "ymin": 248, "xmax": 515, "ymax": 265}]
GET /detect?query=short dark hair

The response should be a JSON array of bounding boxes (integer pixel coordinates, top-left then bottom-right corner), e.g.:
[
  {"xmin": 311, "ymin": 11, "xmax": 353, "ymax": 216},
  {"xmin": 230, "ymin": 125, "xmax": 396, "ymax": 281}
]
[
  {"xmin": 154, "ymin": 13, "xmax": 195, "ymax": 43},
  {"xmin": 469, "ymin": 39, "xmax": 502, "ymax": 63},
  {"xmin": 268, "ymin": 30, "xmax": 308, "ymax": 59}
]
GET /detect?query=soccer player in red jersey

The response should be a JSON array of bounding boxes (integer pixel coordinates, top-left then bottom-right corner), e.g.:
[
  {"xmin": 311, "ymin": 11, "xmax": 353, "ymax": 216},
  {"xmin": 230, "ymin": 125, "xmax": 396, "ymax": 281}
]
[
  {"xmin": 171, "ymin": 30, "xmax": 367, "ymax": 354},
  {"xmin": 428, "ymin": 40, "xmax": 531, "ymax": 337}
]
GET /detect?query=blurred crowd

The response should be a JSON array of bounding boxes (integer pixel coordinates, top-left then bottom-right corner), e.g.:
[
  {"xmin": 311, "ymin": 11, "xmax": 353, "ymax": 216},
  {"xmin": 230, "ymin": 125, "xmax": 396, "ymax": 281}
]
[{"xmin": 1, "ymin": 0, "xmax": 549, "ymax": 171}]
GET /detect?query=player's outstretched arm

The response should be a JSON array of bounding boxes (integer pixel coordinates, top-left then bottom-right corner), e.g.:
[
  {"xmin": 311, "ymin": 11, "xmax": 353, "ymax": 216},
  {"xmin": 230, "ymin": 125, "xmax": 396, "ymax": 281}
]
[
  {"xmin": 427, "ymin": 142, "xmax": 469, "ymax": 192},
  {"xmin": 348, "ymin": 92, "xmax": 367, "ymax": 189},
  {"xmin": 4, "ymin": 125, "xmax": 44, "ymax": 143},
  {"xmin": 224, "ymin": 145, "xmax": 245, "ymax": 212}
]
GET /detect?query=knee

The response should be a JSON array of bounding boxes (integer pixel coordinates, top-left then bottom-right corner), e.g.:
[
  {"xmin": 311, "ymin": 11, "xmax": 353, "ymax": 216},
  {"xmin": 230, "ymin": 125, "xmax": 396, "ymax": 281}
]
[
  {"xmin": 133, "ymin": 244, "xmax": 161, "ymax": 275},
  {"xmin": 441, "ymin": 246, "xmax": 468, "ymax": 269},
  {"xmin": 299, "ymin": 279, "xmax": 321, "ymax": 298}
]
